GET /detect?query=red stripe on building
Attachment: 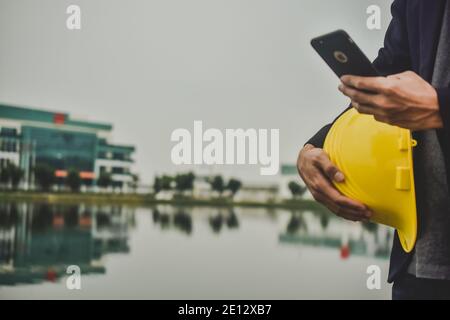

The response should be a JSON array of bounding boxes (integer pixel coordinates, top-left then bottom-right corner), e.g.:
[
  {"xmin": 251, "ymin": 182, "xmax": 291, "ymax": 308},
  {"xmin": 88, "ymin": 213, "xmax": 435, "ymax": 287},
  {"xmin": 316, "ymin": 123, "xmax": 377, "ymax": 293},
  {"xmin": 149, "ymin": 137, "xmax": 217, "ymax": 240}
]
[
  {"xmin": 55, "ymin": 170, "xmax": 68, "ymax": 178},
  {"xmin": 53, "ymin": 113, "xmax": 65, "ymax": 124},
  {"xmin": 80, "ymin": 171, "xmax": 95, "ymax": 179}
]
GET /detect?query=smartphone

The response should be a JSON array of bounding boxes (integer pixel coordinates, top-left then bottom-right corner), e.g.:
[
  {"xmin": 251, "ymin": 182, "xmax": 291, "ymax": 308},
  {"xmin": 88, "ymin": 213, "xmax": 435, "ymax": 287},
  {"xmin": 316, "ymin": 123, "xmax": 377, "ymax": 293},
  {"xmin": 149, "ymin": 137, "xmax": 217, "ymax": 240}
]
[{"xmin": 311, "ymin": 30, "xmax": 379, "ymax": 78}]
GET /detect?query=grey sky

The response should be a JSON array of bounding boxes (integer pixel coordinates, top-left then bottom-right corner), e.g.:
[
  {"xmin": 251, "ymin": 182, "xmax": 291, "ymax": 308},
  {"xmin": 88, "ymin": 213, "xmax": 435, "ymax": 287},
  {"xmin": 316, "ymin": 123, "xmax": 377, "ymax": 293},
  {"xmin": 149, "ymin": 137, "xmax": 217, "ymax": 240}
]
[{"xmin": 0, "ymin": 0, "xmax": 392, "ymax": 184}]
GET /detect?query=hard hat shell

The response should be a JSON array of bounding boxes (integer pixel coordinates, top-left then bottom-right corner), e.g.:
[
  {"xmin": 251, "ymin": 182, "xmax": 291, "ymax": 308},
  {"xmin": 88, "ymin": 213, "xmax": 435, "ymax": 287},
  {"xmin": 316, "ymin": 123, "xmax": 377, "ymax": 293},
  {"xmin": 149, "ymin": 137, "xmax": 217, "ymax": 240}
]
[{"xmin": 324, "ymin": 108, "xmax": 417, "ymax": 253}]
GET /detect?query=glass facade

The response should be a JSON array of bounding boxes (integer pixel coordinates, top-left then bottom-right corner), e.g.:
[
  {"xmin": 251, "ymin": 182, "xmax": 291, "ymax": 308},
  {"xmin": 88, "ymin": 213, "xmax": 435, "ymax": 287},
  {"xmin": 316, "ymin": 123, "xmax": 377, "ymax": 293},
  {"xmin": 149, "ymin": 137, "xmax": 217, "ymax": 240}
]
[
  {"xmin": 21, "ymin": 126, "xmax": 98, "ymax": 172},
  {"xmin": 97, "ymin": 140, "xmax": 134, "ymax": 162}
]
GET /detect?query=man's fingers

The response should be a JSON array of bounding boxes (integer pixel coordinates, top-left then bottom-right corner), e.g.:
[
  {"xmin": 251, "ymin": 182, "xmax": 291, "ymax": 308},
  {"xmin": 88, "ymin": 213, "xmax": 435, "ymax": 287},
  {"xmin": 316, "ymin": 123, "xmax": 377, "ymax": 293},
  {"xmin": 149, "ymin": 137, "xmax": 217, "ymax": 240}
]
[
  {"xmin": 338, "ymin": 84, "xmax": 380, "ymax": 106},
  {"xmin": 354, "ymin": 103, "xmax": 405, "ymax": 126},
  {"xmin": 312, "ymin": 157, "xmax": 370, "ymax": 214},
  {"xmin": 313, "ymin": 176, "xmax": 372, "ymax": 217},
  {"xmin": 315, "ymin": 193, "xmax": 368, "ymax": 222},
  {"xmin": 340, "ymin": 75, "xmax": 388, "ymax": 93},
  {"xmin": 317, "ymin": 154, "xmax": 345, "ymax": 182},
  {"xmin": 300, "ymin": 146, "xmax": 373, "ymax": 222},
  {"xmin": 353, "ymin": 103, "xmax": 387, "ymax": 117},
  {"xmin": 337, "ymin": 209, "xmax": 370, "ymax": 222}
]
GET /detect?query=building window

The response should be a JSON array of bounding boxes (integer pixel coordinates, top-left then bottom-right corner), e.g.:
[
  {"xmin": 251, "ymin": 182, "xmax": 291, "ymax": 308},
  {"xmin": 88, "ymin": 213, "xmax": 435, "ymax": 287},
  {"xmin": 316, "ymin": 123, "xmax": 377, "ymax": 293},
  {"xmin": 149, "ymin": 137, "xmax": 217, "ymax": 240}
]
[
  {"xmin": 0, "ymin": 139, "xmax": 17, "ymax": 153},
  {"xmin": 98, "ymin": 152, "xmax": 106, "ymax": 159},
  {"xmin": 113, "ymin": 152, "xmax": 125, "ymax": 161},
  {"xmin": 0, "ymin": 127, "xmax": 18, "ymax": 137},
  {"xmin": 112, "ymin": 181, "xmax": 123, "ymax": 189},
  {"xmin": 112, "ymin": 167, "xmax": 124, "ymax": 174}
]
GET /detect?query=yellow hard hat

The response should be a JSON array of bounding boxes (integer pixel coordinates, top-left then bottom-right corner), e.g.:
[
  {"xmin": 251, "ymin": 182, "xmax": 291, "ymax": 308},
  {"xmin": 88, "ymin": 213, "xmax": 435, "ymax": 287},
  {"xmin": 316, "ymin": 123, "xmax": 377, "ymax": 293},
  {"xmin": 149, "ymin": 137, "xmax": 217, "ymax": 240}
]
[{"xmin": 324, "ymin": 108, "xmax": 417, "ymax": 253}]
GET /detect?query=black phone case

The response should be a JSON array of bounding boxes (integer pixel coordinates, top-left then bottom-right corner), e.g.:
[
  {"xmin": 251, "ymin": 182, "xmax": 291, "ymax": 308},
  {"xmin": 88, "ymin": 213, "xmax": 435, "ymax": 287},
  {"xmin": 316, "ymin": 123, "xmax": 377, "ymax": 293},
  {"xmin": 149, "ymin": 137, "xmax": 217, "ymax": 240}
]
[{"xmin": 311, "ymin": 30, "xmax": 379, "ymax": 78}]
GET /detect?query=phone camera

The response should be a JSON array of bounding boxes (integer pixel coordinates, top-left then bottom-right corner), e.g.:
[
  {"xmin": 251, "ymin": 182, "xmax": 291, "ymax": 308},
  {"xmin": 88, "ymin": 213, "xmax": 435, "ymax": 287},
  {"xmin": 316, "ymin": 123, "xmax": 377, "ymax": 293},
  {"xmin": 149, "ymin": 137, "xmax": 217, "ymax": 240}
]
[{"xmin": 334, "ymin": 51, "xmax": 348, "ymax": 63}]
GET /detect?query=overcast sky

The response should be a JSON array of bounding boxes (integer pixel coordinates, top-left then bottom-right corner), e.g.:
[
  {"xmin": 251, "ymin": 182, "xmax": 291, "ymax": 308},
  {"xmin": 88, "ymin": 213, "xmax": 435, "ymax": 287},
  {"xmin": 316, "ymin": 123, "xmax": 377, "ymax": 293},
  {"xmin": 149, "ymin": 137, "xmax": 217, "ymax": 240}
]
[{"xmin": 0, "ymin": 0, "xmax": 392, "ymax": 184}]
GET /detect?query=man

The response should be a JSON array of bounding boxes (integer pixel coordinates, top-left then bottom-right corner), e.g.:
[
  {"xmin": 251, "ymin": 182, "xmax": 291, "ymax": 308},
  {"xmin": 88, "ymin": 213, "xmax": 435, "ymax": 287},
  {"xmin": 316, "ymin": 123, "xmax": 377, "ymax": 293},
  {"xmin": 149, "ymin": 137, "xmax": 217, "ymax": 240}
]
[{"xmin": 298, "ymin": 0, "xmax": 450, "ymax": 299}]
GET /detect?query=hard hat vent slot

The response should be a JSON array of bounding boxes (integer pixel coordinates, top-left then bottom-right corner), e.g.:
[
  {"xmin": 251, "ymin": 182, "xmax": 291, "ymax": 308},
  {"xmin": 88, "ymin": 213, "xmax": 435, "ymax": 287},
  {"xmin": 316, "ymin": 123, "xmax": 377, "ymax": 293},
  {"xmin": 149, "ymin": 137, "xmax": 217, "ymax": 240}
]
[
  {"xmin": 398, "ymin": 130, "xmax": 413, "ymax": 151},
  {"xmin": 398, "ymin": 138, "xmax": 408, "ymax": 151},
  {"xmin": 396, "ymin": 167, "xmax": 412, "ymax": 190}
]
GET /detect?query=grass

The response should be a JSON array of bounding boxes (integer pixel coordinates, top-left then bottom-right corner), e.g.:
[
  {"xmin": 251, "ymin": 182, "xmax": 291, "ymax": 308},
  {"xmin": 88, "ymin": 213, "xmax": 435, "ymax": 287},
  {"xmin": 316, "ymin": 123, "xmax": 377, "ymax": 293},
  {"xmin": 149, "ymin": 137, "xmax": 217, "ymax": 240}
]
[{"xmin": 0, "ymin": 190, "xmax": 324, "ymax": 211}]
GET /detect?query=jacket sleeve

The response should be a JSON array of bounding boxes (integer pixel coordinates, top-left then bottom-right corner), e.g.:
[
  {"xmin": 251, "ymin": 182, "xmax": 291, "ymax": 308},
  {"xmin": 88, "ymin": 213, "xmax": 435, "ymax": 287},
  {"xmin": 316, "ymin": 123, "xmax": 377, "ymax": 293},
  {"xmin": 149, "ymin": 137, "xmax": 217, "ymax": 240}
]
[
  {"xmin": 305, "ymin": 0, "xmax": 410, "ymax": 148},
  {"xmin": 436, "ymin": 89, "xmax": 450, "ymax": 131},
  {"xmin": 435, "ymin": 88, "xmax": 450, "ymax": 167}
]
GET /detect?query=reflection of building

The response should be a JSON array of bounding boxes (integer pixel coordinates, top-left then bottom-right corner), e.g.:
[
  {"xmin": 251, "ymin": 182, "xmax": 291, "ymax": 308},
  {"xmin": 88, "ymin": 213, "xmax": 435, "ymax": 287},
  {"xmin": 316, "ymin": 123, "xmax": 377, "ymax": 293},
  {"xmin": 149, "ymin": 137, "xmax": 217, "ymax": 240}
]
[
  {"xmin": 0, "ymin": 203, "xmax": 134, "ymax": 285},
  {"xmin": 278, "ymin": 211, "xmax": 393, "ymax": 259},
  {"xmin": 0, "ymin": 104, "xmax": 135, "ymax": 191}
]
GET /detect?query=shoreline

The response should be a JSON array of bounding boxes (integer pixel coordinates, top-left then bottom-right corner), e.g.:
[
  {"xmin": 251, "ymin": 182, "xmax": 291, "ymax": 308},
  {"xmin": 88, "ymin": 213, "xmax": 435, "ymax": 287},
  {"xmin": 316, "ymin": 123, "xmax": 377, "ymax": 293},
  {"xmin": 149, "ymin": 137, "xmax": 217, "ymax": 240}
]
[{"xmin": 0, "ymin": 191, "xmax": 324, "ymax": 211}]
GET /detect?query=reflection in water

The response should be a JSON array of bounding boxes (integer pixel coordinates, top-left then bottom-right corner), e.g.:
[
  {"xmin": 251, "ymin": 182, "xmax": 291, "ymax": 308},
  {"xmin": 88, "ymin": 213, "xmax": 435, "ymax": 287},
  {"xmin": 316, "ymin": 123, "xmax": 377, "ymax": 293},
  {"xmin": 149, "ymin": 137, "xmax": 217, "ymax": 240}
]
[
  {"xmin": 209, "ymin": 210, "xmax": 239, "ymax": 234},
  {"xmin": 226, "ymin": 211, "xmax": 239, "ymax": 229},
  {"xmin": 152, "ymin": 209, "xmax": 170, "ymax": 229},
  {"xmin": 209, "ymin": 214, "xmax": 223, "ymax": 233},
  {"xmin": 279, "ymin": 210, "xmax": 392, "ymax": 259},
  {"xmin": 150, "ymin": 206, "xmax": 390, "ymax": 259},
  {"xmin": 320, "ymin": 213, "xmax": 330, "ymax": 230},
  {"xmin": 286, "ymin": 211, "xmax": 306, "ymax": 234},
  {"xmin": 152, "ymin": 207, "xmax": 239, "ymax": 235},
  {"xmin": 0, "ymin": 202, "xmax": 393, "ymax": 295},
  {"xmin": 0, "ymin": 202, "xmax": 134, "ymax": 286},
  {"xmin": 173, "ymin": 211, "xmax": 193, "ymax": 235}
]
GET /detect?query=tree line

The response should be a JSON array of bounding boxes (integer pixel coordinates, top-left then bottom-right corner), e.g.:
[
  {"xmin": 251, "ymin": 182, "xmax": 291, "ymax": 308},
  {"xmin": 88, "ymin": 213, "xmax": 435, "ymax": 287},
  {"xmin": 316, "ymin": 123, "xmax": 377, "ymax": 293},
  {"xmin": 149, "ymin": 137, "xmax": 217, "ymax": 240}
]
[
  {"xmin": 1, "ymin": 163, "xmax": 307, "ymax": 198},
  {"xmin": 0, "ymin": 163, "xmax": 23, "ymax": 190},
  {"xmin": 153, "ymin": 172, "xmax": 243, "ymax": 197}
]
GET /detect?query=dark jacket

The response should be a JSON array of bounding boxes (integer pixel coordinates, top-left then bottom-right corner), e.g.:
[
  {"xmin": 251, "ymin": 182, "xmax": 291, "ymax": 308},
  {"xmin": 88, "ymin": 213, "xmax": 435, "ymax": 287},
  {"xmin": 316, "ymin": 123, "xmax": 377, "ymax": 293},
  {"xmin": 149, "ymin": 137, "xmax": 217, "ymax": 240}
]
[{"xmin": 306, "ymin": 0, "xmax": 450, "ymax": 283}]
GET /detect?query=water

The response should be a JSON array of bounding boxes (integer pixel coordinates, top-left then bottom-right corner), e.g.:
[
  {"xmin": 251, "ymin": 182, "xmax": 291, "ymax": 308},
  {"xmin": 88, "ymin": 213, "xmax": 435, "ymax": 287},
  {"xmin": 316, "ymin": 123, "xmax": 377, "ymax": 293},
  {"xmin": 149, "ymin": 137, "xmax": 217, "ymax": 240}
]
[{"xmin": 0, "ymin": 202, "xmax": 392, "ymax": 299}]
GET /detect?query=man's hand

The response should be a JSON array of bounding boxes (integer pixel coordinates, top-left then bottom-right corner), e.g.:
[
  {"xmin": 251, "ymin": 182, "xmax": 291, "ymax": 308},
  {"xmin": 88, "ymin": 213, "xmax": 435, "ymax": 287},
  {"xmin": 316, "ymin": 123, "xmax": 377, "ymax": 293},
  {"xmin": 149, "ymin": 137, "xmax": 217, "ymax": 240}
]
[
  {"xmin": 339, "ymin": 71, "xmax": 443, "ymax": 131},
  {"xmin": 297, "ymin": 144, "xmax": 373, "ymax": 222}
]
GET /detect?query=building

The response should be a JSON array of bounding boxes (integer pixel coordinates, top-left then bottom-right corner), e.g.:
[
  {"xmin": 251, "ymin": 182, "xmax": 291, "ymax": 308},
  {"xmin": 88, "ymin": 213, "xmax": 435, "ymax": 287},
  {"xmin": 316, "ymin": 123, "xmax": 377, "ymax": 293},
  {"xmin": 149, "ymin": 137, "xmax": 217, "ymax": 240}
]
[
  {"xmin": 0, "ymin": 104, "xmax": 136, "ymax": 191},
  {"xmin": 233, "ymin": 183, "xmax": 279, "ymax": 202}
]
